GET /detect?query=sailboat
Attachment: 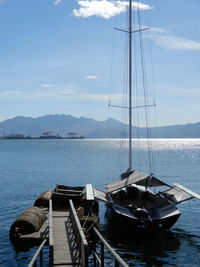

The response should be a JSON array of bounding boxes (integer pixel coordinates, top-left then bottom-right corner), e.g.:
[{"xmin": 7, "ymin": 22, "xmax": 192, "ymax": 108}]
[{"xmin": 94, "ymin": 0, "xmax": 200, "ymax": 230}]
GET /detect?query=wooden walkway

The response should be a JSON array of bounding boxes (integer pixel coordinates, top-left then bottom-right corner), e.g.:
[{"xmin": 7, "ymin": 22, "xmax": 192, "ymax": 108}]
[
  {"xmin": 52, "ymin": 210, "xmax": 80, "ymax": 267},
  {"xmin": 28, "ymin": 198, "xmax": 129, "ymax": 267}
]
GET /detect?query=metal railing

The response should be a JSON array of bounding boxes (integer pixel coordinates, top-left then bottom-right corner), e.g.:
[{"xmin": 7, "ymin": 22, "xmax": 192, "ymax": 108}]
[
  {"xmin": 28, "ymin": 199, "xmax": 53, "ymax": 267},
  {"xmin": 93, "ymin": 227, "xmax": 129, "ymax": 267},
  {"xmin": 28, "ymin": 198, "xmax": 128, "ymax": 267},
  {"xmin": 69, "ymin": 199, "xmax": 89, "ymax": 267},
  {"xmin": 28, "ymin": 238, "xmax": 47, "ymax": 267},
  {"xmin": 48, "ymin": 199, "xmax": 53, "ymax": 266}
]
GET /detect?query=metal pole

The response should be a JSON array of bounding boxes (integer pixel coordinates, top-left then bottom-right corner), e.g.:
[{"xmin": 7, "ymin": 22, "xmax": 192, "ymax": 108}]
[
  {"xmin": 115, "ymin": 259, "xmax": 120, "ymax": 267},
  {"xmin": 128, "ymin": 0, "xmax": 132, "ymax": 170},
  {"xmin": 93, "ymin": 251, "xmax": 97, "ymax": 267},
  {"xmin": 101, "ymin": 242, "xmax": 104, "ymax": 267},
  {"xmin": 40, "ymin": 249, "xmax": 43, "ymax": 267},
  {"xmin": 28, "ymin": 238, "xmax": 47, "ymax": 267},
  {"xmin": 93, "ymin": 228, "xmax": 128, "ymax": 267}
]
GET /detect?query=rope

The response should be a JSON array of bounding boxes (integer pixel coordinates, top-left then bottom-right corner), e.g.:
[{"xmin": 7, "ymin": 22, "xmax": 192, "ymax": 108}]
[
  {"xmin": 82, "ymin": 201, "xmax": 94, "ymax": 228},
  {"xmin": 85, "ymin": 205, "xmax": 106, "ymax": 234}
]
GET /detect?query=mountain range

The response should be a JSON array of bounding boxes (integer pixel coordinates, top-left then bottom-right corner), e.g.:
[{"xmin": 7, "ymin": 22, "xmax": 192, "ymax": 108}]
[{"xmin": 0, "ymin": 114, "xmax": 199, "ymax": 138}]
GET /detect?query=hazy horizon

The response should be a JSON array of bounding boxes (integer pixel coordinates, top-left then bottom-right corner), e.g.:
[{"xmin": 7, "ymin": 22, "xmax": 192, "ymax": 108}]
[{"xmin": 0, "ymin": 113, "xmax": 199, "ymax": 128}]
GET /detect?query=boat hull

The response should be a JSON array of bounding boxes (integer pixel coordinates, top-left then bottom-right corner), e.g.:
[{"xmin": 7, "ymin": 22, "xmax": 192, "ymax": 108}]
[{"xmin": 106, "ymin": 206, "xmax": 181, "ymax": 231}]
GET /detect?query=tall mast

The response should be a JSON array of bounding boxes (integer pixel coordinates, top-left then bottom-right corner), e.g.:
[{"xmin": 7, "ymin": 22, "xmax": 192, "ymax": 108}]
[{"xmin": 128, "ymin": 0, "xmax": 132, "ymax": 170}]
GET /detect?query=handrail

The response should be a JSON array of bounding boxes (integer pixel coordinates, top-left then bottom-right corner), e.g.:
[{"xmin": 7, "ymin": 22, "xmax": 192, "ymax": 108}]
[
  {"xmin": 28, "ymin": 198, "xmax": 128, "ymax": 267},
  {"xmin": 49, "ymin": 199, "xmax": 53, "ymax": 246},
  {"xmin": 93, "ymin": 227, "xmax": 129, "ymax": 267},
  {"xmin": 28, "ymin": 199, "xmax": 53, "ymax": 267},
  {"xmin": 49, "ymin": 199, "xmax": 53, "ymax": 266},
  {"xmin": 28, "ymin": 238, "xmax": 47, "ymax": 267},
  {"xmin": 69, "ymin": 199, "xmax": 88, "ymax": 267}
]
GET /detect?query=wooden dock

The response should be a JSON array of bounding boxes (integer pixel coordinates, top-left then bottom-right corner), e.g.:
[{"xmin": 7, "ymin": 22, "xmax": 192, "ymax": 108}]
[
  {"xmin": 48, "ymin": 199, "xmax": 88, "ymax": 267},
  {"xmin": 52, "ymin": 210, "xmax": 76, "ymax": 266},
  {"xmin": 28, "ymin": 187, "xmax": 129, "ymax": 267}
]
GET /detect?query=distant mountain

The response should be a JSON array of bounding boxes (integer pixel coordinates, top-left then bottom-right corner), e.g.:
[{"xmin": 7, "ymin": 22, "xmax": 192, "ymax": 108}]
[{"xmin": 0, "ymin": 114, "xmax": 199, "ymax": 138}]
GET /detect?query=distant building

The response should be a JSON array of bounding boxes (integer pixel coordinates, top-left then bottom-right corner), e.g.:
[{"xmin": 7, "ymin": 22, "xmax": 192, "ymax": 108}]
[
  {"xmin": 3, "ymin": 134, "xmax": 26, "ymax": 139},
  {"xmin": 39, "ymin": 131, "xmax": 61, "ymax": 139},
  {"xmin": 66, "ymin": 132, "xmax": 84, "ymax": 139}
]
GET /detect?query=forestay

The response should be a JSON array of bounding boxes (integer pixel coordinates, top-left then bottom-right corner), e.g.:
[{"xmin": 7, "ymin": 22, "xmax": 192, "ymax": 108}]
[{"xmin": 106, "ymin": 170, "xmax": 169, "ymax": 193}]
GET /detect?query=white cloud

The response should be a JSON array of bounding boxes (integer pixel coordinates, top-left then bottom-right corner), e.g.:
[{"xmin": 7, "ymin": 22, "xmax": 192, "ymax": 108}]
[
  {"xmin": 73, "ymin": 1, "xmax": 153, "ymax": 19},
  {"xmin": 149, "ymin": 27, "xmax": 168, "ymax": 34},
  {"xmin": 176, "ymin": 88, "xmax": 200, "ymax": 95},
  {"xmin": 41, "ymin": 83, "xmax": 55, "ymax": 88},
  {"xmin": 0, "ymin": 90, "xmax": 23, "ymax": 100},
  {"xmin": 132, "ymin": 2, "xmax": 153, "ymax": 10},
  {"xmin": 0, "ymin": 88, "xmax": 111, "ymax": 102},
  {"xmin": 0, "ymin": 85, "xmax": 76, "ymax": 100},
  {"xmin": 53, "ymin": 0, "xmax": 62, "ymax": 5},
  {"xmin": 4, "ymin": 90, "xmax": 22, "ymax": 95},
  {"xmin": 145, "ymin": 34, "xmax": 200, "ymax": 51},
  {"xmin": 77, "ymin": 93, "xmax": 108, "ymax": 100},
  {"xmin": 85, "ymin": 75, "xmax": 98, "ymax": 79}
]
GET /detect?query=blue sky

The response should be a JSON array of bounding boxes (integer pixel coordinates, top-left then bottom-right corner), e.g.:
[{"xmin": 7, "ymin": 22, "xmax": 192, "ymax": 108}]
[{"xmin": 0, "ymin": 0, "xmax": 200, "ymax": 126}]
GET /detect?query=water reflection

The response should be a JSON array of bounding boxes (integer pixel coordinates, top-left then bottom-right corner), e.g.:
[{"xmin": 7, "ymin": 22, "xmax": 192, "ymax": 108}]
[
  {"xmin": 174, "ymin": 227, "xmax": 200, "ymax": 251},
  {"xmin": 100, "ymin": 221, "xmax": 200, "ymax": 266},
  {"xmin": 107, "ymin": 138, "xmax": 200, "ymax": 151}
]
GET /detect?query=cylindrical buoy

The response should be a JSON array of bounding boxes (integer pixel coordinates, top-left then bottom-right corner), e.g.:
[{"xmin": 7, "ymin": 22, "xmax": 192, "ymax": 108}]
[
  {"xmin": 10, "ymin": 207, "xmax": 46, "ymax": 240},
  {"xmin": 34, "ymin": 190, "xmax": 52, "ymax": 208}
]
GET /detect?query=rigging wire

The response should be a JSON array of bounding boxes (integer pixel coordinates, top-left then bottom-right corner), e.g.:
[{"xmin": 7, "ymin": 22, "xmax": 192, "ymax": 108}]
[
  {"xmin": 119, "ymin": 16, "xmax": 129, "ymax": 175},
  {"xmin": 108, "ymin": 8, "xmax": 130, "ymax": 177},
  {"xmin": 133, "ymin": 7, "xmax": 142, "ymax": 174},
  {"xmin": 136, "ymin": 1, "xmax": 155, "ymax": 175},
  {"xmin": 117, "ymin": 8, "xmax": 130, "ymax": 175},
  {"xmin": 145, "ymin": 16, "xmax": 158, "ymax": 176},
  {"xmin": 107, "ymin": 0, "xmax": 157, "ymax": 178},
  {"xmin": 107, "ymin": 13, "xmax": 118, "ymax": 183}
]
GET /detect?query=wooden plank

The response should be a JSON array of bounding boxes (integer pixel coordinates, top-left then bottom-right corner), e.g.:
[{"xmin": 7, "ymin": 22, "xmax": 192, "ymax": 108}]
[
  {"xmin": 53, "ymin": 211, "xmax": 68, "ymax": 217},
  {"xmin": 52, "ymin": 210, "xmax": 81, "ymax": 266},
  {"xmin": 93, "ymin": 187, "xmax": 107, "ymax": 203},
  {"xmin": 85, "ymin": 184, "xmax": 94, "ymax": 200},
  {"xmin": 53, "ymin": 211, "xmax": 72, "ymax": 265}
]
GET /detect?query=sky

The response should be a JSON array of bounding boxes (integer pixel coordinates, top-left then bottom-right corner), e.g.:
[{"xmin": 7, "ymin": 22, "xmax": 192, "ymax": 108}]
[{"xmin": 0, "ymin": 0, "xmax": 200, "ymax": 126}]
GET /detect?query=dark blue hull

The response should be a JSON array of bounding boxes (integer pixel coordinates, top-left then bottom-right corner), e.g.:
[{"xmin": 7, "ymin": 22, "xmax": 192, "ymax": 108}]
[{"xmin": 106, "ymin": 207, "xmax": 181, "ymax": 231}]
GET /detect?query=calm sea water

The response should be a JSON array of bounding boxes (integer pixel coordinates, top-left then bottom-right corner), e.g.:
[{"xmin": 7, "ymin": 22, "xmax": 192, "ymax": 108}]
[{"xmin": 0, "ymin": 139, "xmax": 200, "ymax": 266}]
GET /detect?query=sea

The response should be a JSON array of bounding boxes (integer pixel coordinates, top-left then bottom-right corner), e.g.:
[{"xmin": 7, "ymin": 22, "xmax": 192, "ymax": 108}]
[{"xmin": 0, "ymin": 138, "xmax": 200, "ymax": 266}]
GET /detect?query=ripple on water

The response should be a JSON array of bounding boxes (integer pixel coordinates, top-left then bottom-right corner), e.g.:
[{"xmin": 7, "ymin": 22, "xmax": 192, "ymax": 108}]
[{"xmin": 1, "ymin": 139, "xmax": 200, "ymax": 266}]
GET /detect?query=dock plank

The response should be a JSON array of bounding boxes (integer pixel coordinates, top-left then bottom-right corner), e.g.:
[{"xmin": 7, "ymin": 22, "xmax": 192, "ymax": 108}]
[{"xmin": 52, "ymin": 211, "xmax": 80, "ymax": 266}]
